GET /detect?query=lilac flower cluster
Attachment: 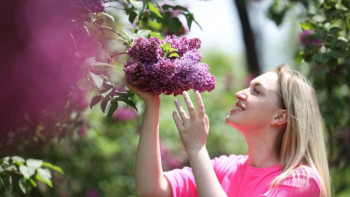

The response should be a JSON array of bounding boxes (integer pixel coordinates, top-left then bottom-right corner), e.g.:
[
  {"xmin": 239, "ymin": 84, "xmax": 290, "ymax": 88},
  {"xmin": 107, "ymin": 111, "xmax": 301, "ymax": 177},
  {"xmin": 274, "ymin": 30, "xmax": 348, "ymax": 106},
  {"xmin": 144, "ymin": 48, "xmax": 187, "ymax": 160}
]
[{"xmin": 124, "ymin": 35, "xmax": 216, "ymax": 95}]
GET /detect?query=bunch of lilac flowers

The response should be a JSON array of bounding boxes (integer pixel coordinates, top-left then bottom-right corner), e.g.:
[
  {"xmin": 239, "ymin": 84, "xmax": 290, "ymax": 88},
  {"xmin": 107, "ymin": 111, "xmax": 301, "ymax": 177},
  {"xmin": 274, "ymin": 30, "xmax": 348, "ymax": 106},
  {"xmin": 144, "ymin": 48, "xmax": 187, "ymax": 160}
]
[{"xmin": 124, "ymin": 35, "xmax": 216, "ymax": 95}]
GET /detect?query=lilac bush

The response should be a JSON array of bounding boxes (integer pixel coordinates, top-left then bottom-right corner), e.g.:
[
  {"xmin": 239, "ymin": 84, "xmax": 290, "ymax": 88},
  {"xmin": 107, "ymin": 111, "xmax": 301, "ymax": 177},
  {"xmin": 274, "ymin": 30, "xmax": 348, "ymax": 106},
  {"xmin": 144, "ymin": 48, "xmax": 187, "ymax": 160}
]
[{"xmin": 124, "ymin": 35, "xmax": 216, "ymax": 95}]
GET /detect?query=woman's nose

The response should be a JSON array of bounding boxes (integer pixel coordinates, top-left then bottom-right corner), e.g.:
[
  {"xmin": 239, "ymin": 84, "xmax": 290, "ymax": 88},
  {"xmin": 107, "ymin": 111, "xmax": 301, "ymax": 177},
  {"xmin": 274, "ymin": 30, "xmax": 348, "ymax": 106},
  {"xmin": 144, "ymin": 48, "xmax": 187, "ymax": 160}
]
[{"xmin": 235, "ymin": 89, "xmax": 247, "ymax": 100}]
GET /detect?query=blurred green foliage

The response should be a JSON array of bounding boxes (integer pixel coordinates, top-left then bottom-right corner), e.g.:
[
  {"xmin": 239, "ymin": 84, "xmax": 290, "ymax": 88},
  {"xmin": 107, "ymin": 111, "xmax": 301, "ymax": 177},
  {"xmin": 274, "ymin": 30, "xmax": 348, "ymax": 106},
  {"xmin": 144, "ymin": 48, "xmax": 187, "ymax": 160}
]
[{"xmin": 268, "ymin": 0, "xmax": 350, "ymax": 195}]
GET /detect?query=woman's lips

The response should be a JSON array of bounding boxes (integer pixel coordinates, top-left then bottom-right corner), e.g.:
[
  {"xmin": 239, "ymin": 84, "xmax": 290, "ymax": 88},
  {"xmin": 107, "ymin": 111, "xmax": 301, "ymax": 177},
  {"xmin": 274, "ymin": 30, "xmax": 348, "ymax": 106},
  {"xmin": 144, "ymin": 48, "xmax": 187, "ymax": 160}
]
[{"xmin": 230, "ymin": 102, "xmax": 245, "ymax": 114}]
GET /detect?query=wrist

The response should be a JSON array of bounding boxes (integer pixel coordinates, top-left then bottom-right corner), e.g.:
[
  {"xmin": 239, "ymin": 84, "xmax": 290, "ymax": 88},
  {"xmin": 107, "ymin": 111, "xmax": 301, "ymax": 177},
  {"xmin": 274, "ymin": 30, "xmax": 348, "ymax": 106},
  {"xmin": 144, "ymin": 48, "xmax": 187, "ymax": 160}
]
[
  {"xmin": 187, "ymin": 146, "xmax": 208, "ymax": 159},
  {"xmin": 145, "ymin": 95, "xmax": 160, "ymax": 106}
]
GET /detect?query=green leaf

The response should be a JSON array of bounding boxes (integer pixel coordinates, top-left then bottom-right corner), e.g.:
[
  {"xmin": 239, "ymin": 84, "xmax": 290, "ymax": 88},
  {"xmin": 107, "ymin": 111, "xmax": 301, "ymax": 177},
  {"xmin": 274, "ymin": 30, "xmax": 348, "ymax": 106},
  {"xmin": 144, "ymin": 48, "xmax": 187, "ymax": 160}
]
[
  {"xmin": 166, "ymin": 17, "xmax": 182, "ymax": 35},
  {"xmin": 115, "ymin": 91, "xmax": 137, "ymax": 111},
  {"xmin": 128, "ymin": 11, "xmax": 138, "ymax": 23},
  {"xmin": 42, "ymin": 162, "xmax": 64, "ymax": 174},
  {"xmin": 19, "ymin": 166, "xmax": 35, "ymax": 179},
  {"xmin": 130, "ymin": 1, "xmax": 145, "ymax": 15},
  {"xmin": 106, "ymin": 98, "xmax": 119, "ymax": 118},
  {"xmin": 329, "ymin": 49, "xmax": 348, "ymax": 58},
  {"xmin": 37, "ymin": 168, "xmax": 51, "ymax": 180},
  {"xmin": 312, "ymin": 53, "xmax": 330, "ymax": 64},
  {"xmin": 300, "ymin": 22, "xmax": 315, "ymax": 30},
  {"xmin": 5, "ymin": 165, "xmax": 17, "ymax": 172},
  {"xmin": 185, "ymin": 13, "xmax": 194, "ymax": 29},
  {"xmin": 168, "ymin": 48, "xmax": 178, "ymax": 53},
  {"xmin": 148, "ymin": 2, "xmax": 162, "ymax": 18},
  {"xmin": 90, "ymin": 95, "xmax": 102, "ymax": 109},
  {"xmin": 148, "ymin": 20, "xmax": 162, "ymax": 30},
  {"xmin": 333, "ymin": 38, "xmax": 348, "ymax": 48},
  {"xmin": 29, "ymin": 178, "xmax": 37, "ymax": 187},
  {"xmin": 1, "ymin": 156, "xmax": 10, "ymax": 165},
  {"xmin": 169, "ymin": 52, "xmax": 180, "ymax": 58},
  {"xmin": 0, "ymin": 174, "xmax": 12, "ymax": 189},
  {"xmin": 35, "ymin": 173, "xmax": 53, "ymax": 188},
  {"xmin": 164, "ymin": 42, "xmax": 171, "ymax": 50},
  {"xmin": 137, "ymin": 30, "xmax": 152, "ymax": 38},
  {"xmin": 100, "ymin": 97, "xmax": 110, "ymax": 113},
  {"xmin": 19, "ymin": 178, "xmax": 30, "ymax": 194},
  {"xmin": 150, "ymin": 32, "xmax": 162, "ymax": 39},
  {"xmin": 12, "ymin": 156, "xmax": 25, "ymax": 163},
  {"xmin": 26, "ymin": 159, "xmax": 43, "ymax": 170},
  {"xmin": 328, "ymin": 27, "xmax": 342, "ymax": 35}
]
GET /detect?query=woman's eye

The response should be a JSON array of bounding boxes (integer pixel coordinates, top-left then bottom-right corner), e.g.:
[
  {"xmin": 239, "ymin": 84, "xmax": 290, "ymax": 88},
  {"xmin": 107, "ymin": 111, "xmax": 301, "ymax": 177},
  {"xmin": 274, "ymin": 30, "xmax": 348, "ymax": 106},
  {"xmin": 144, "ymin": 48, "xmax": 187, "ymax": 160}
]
[{"xmin": 253, "ymin": 87, "xmax": 260, "ymax": 94}]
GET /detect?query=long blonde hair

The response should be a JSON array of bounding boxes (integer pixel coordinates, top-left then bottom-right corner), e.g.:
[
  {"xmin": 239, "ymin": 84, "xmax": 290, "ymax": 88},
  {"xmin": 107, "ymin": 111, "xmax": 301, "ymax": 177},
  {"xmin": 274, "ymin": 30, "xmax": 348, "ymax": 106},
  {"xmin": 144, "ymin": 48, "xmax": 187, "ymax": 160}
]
[{"xmin": 271, "ymin": 64, "xmax": 331, "ymax": 197}]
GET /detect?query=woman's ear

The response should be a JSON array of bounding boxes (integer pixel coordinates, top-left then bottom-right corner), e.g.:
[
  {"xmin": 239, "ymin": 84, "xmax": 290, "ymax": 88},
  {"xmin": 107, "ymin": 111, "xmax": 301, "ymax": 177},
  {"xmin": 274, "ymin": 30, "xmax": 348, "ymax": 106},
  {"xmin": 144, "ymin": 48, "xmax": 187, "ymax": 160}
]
[{"xmin": 271, "ymin": 109, "xmax": 287, "ymax": 126}]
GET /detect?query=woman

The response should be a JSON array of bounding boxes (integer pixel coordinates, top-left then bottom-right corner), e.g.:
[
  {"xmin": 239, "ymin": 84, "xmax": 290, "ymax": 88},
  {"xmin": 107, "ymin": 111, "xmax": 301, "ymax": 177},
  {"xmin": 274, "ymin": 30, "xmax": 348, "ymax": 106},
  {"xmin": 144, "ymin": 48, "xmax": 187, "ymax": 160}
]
[{"xmin": 132, "ymin": 64, "xmax": 331, "ymax": 197}]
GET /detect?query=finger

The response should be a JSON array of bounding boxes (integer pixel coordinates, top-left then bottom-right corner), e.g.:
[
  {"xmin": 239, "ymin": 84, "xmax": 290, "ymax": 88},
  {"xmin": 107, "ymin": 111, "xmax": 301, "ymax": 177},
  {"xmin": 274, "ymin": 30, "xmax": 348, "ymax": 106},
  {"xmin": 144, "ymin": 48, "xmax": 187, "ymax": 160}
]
[
  {"xmin": 195, "ymin": 91, "xmax": 206, "ymax": 117},
  {"xmin": 172, "ymin": 111, "xmax": 185, "ymax": 131},
  {"xmin": 182, "ymin": 91, "xmax": 196, "ymax": 119},
  {"xmin": 174, "ymin": 98, "xmax": 189, "ymax": 123}
]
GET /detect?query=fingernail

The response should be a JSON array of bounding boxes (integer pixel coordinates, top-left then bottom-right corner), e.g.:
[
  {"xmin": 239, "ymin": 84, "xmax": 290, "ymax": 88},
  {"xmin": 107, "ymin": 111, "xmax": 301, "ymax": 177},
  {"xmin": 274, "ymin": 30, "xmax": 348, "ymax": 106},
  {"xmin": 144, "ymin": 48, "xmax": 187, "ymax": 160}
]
[{"xmin": 174, "ymin": 98, "xmax": 178, "ymax": 103}]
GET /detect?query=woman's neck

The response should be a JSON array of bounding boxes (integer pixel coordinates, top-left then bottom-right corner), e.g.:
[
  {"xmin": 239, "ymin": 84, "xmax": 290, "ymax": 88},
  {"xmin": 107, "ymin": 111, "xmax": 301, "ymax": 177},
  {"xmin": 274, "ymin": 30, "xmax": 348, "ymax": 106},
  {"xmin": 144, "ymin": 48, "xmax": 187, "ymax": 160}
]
[{"xmin": 244, "ymin": 130, "xmax": 280, "ymax": 168}]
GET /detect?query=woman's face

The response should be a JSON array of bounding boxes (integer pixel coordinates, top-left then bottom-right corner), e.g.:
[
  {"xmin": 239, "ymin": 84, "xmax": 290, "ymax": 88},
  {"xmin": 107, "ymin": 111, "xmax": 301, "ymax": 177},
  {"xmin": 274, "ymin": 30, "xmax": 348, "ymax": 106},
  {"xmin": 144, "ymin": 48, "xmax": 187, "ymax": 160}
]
[{"xmin": 226, "ymin": 71, "xmax": 282, "ymax": 131}]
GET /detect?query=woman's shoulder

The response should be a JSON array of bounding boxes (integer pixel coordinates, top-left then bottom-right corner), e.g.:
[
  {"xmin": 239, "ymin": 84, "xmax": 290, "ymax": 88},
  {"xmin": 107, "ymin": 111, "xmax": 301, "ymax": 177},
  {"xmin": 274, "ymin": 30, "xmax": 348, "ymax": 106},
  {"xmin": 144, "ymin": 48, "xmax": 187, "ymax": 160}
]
[{"xmin": 282, "ymin": 164, "xmax": 321, "ymax": 190}]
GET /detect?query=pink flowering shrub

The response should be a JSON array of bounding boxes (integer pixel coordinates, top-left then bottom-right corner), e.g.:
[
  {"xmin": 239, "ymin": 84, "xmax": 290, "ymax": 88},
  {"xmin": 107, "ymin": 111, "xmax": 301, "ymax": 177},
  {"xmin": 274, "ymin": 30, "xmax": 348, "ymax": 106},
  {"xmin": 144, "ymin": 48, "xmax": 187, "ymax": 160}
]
[
  {"xmin": 298, "ymin": 30, "xmax": 322, "ymax": 47},
  {"xmin": 124, "ymin": 35, "xmax": 216, "ymax": 95},
  {"xmin": 112, "ymin": 107, "xmax": 138, "ymax": 121}
]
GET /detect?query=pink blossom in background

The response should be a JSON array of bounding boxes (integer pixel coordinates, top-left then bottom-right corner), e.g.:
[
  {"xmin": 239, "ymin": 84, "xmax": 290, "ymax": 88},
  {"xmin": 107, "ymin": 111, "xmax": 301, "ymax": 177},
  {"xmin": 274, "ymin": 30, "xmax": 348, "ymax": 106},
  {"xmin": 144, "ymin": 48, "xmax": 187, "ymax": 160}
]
[
  {"xmin": 344, "ymin": 129, "xmax": 350, "ymax": 144},
  {"xmin": 71, "ymin": 89, "xmax": 89, "ymax": 111},
  {"xmin": 84, "ymin": 188, "xmax": 99, "ymax": 197},
  {"xmin": 112, "ymin": 107, "xmax": 138, "ymax": 121},
  {"xmin": 160, "ymin": 143, "xmax": 185, "ymax": 171},
  {"xmin": 298, "ymin": 30, "xmax": 322, "ymax": 47},
  {"xmin": 0, "ymin": 0, "xmax": 98, "ymax": 143},
  {"xmin": 78, "ymin": 124, "xmax": 89, "ymax": 137}
]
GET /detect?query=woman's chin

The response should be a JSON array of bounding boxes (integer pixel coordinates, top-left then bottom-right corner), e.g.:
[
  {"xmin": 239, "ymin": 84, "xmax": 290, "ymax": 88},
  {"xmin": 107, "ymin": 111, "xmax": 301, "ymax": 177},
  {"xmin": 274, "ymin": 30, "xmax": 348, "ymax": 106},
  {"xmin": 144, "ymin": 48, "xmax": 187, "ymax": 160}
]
[{"xmin": 225, "ymin": 117, "xmax": 235, "ymax": 126}]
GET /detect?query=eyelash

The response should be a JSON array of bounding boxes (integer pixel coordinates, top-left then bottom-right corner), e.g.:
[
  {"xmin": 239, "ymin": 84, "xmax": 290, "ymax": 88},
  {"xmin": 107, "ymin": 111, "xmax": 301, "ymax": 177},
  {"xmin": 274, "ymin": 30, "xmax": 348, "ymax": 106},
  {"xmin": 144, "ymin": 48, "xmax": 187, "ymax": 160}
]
[{"xmin": 253, "ymin": 87, "xmax": 260, "ymax": 94}]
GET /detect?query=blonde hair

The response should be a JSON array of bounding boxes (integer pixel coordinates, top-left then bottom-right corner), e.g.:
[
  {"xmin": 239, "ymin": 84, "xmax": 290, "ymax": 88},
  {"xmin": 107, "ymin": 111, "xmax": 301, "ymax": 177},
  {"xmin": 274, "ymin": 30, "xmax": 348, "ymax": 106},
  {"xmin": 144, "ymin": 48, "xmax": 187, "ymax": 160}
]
[{"xmin": 271, "ymin": 64, "xmax": 331, "ymax": 197}]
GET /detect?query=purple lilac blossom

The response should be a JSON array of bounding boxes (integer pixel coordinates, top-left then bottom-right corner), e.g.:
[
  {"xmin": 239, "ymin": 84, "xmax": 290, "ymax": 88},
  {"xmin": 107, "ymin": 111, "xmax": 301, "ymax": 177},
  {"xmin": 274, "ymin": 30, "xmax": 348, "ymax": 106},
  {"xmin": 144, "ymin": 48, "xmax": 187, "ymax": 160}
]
[
  {"xmin": 124, "ymin": 35, "xmax": 216, "ymax": 95},
  {"xmin": 298, "ymin": 30, "xmax": 322, "ymax": 47},
  {"xmin": 127, "ymin": 37, "xmax": 162, "ymax": 63}
]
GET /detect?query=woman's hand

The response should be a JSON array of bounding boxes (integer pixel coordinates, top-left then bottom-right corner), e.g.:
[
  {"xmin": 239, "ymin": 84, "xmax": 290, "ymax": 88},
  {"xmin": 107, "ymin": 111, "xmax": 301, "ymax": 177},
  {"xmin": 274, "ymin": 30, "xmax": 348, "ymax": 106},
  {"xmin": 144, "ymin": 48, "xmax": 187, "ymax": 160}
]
[
  {"xmin": 173, "ymin": 91, "xmax": 210, "ymax": 155},
  {"xmin": 125, "ymin": 81, "xmax": 160, "ymax": 105}
]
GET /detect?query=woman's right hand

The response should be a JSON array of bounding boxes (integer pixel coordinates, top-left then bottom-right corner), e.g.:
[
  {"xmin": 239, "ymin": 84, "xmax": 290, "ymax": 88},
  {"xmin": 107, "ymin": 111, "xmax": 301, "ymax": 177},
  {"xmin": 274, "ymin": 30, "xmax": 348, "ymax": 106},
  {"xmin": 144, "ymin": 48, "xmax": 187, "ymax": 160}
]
[{"xmin": 125, "ymin": 81, "xmax": 160, "ymax": 104}]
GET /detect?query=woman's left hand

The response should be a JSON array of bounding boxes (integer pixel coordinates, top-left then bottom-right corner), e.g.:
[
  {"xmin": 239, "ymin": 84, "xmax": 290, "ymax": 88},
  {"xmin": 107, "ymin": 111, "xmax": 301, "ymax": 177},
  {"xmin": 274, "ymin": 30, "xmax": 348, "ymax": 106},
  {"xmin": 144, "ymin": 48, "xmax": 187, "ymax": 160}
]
[{"xmin": 173, "ymin": 91, "xmax": 210, "ymax": 156}]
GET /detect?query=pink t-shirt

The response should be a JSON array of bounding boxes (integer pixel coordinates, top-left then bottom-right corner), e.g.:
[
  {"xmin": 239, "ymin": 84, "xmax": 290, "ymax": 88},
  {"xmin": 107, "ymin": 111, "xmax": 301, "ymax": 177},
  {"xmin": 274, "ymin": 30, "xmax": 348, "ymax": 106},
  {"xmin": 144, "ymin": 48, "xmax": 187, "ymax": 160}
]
[{"xmin": 164, "ymin": 155, "xmax": 321, "ymax": 197}]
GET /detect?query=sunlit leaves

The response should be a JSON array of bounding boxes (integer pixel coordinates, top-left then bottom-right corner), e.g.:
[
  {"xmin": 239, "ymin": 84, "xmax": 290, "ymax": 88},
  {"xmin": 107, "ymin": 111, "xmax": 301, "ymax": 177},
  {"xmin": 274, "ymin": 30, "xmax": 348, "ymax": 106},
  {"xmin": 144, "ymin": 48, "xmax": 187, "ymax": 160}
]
[
  {"xmin": 160, "ymin": 42, "xmax": 179, "ymax": 58},
  {"xmin": 0, "ymin": 156, "xmax": 63, "ymax": 194}
]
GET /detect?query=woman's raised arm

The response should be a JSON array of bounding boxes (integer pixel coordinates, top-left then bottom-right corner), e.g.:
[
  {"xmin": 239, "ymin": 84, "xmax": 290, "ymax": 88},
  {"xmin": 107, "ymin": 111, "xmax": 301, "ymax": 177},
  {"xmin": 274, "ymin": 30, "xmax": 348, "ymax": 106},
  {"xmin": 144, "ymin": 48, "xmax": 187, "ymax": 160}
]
[{"xmin": 127, "ymin": 83, "xmax": 171, "ymax": 197}]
